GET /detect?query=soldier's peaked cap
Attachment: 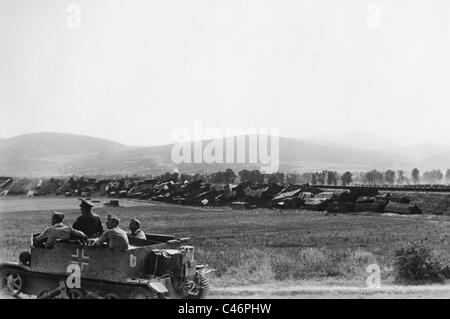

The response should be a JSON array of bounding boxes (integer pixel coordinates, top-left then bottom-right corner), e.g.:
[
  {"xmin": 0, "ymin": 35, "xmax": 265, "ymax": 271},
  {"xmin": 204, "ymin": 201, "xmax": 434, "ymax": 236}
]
[
  {"xmin": 52, "ymin": 211, "xmax": 64, "ymax": 221},
  {"xmin": 130, "ymin": 218, "xmax": 141, "ymax": 226},
  {"xmin": 79, "ymin": 199, "xmax": 94, "ymax": 208}
]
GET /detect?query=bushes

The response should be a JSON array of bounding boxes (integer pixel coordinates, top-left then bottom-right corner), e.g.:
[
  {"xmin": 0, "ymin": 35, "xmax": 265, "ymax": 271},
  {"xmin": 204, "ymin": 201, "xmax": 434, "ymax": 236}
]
[{"xmin": 394, "ymin": 241, "xmax": 450, "ymax": 283}]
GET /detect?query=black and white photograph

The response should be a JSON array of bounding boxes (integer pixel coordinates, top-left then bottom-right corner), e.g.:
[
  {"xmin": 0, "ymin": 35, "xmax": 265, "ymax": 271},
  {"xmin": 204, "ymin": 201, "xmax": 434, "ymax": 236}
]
[{"xmin": 2, "ymin": 0, "xmax": 450, "ymax": 307}]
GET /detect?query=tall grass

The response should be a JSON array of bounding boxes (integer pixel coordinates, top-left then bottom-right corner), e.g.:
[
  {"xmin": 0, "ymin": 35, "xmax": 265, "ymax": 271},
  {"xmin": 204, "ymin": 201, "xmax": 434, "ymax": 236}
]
[{"xmin": 196, "ymin": 242, "xmax": 390, "ymax": 286}]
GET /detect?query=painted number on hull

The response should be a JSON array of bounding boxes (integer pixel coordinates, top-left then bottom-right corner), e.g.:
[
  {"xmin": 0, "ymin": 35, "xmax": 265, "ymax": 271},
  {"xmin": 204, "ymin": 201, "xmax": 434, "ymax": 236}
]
[{"xmin": 130, "ymin": 254, "xmax": 137, "ymax": 267}]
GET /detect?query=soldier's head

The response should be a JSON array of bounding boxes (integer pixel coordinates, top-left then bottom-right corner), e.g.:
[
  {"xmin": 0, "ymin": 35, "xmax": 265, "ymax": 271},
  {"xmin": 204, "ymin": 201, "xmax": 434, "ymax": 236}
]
[
  {"xmin": 79, "ymin": 199, "xmax": 94, "ymax": 215},
  {"xmin": 52, "ymin": 212, "xmax": 64, "ymax": 225},
  {"xmin": 106, "ymin": 214, "xmax": 120, "ymax": 229},
  {"xmin": 129, "ymin": 218, "xmax": 141, "ymax": 232}
]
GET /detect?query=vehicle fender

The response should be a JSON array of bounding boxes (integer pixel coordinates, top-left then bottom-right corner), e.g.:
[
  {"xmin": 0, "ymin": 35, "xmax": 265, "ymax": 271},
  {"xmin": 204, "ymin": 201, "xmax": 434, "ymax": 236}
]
[
  {"xmin": 0, "ymin": 262, "xmax": 30, "ymax": 273},
  {"xmin": 147, "ymin": 281, "xmax": 169, "ymax": 294}
]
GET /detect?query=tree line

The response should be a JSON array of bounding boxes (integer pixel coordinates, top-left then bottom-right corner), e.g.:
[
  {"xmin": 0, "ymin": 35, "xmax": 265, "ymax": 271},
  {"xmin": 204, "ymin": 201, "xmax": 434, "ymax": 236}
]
[{"xmin": 156, "ymin": 168, "xmax": 450, "ymax": 186}]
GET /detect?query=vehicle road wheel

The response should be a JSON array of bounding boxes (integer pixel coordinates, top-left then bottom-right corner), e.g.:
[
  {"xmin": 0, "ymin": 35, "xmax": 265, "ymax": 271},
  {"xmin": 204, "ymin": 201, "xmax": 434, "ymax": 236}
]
[
  {"xmin": 130, "ymin": 288, "xmax": 158, "ymax": 299},
  {"xmin": 0, "ymin": 270, "xmax": 23, "ymax": 296},
  {"xmin": 68, "ymin": 288, "xmax": 85, "ymax": 299},
  {"xmin": 188, "ymin": 271, "xmax": 210, "ymax": 299},
  {"xmin": 104, "ymin": 293, "xmax": 121, "ymax": 299}
]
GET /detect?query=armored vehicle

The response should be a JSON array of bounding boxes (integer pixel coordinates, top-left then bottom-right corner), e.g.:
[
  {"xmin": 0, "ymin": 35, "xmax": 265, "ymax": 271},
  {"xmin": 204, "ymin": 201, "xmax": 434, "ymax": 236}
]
[{"xmin": 0, "ymin": 233, "xmax": 211, "ymax": 299}]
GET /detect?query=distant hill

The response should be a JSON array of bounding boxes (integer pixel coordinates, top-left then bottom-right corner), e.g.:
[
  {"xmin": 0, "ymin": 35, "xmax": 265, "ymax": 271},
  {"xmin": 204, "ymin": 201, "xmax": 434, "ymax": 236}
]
[
  {"xmin": 304, "ymin": 131, "xmax": 400, "ymax": 152},
  {"xmin": 419, "ymin": 151, "xmax": 450, "ymax": 170},
  {"xmin": 0, "ymin": 133, "xmax": 130, "ymax": 176},
  {"xmin": 276, "ymin": 137, "xmax": 408, "ymax": 171},
  {"xmin": 0, "ymin": 132, "xmax": 127, "ymax": 157},
  {"xmin": 305, "ymin": 131, "xmax": 450, "ymax": 169},
  {"xmin": 399, "ymin": 144, "xmax": 450, "ymax": 164},
  {"xmin": 0, "ymin": 132, "xmax": 412, "ymax": 177}
]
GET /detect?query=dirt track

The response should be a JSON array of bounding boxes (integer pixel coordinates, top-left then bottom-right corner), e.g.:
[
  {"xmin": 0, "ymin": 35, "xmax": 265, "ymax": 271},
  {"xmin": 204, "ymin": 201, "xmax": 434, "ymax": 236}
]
[
  {"xmin": 209, "ymin": 283, "xmax": 450, "ymax": 298},
  {"xmin": 3, "ymin": 283, "xmax": 450, "ymax": 299}
]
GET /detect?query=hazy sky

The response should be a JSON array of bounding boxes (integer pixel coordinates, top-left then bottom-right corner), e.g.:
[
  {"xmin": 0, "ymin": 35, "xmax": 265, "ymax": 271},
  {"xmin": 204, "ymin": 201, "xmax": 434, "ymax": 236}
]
[{"xmin": 1, "ymin": 0, "xmax": 450, "ymax": 146}]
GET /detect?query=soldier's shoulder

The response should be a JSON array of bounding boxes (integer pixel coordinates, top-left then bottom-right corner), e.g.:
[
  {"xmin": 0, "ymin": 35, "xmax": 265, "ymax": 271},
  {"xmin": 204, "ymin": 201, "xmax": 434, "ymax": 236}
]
[
  {"xmin": 74, "ymin": 214, "xmax": 84, "ymax": 221},
  {"xmin": 117, "ymin": 228, "xmax": 128, "ymax": 235}
]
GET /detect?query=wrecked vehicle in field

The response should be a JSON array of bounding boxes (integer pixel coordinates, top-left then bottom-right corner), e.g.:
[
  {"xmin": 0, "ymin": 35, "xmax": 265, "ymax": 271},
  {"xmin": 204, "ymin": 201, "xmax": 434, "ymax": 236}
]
[
  {"xmin": 304, "ymin": 192, "xmax": 336, "ymax": 211},
  {"xmin": 353, "ymin": 193, "xmax": 389, "ymax": 213},
  {"xmin": 384, "ymin": 202, "xmax": 422, "ymax": 215},
  {"xmin": 271, "ymin": 188, "xmax": 304, "ymax": 209},
  {"xmin": 0, "ymin": 233, "xmax": 212, "ymax": 299}
]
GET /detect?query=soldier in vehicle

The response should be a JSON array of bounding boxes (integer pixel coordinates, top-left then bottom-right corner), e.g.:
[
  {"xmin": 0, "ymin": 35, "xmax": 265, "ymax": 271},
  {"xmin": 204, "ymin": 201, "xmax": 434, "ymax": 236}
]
[
  {"xmin": 34, "ymin": 212, "xmax": 87, "ymax": 248},
  {"xmin": 128, "ymin": 218, "xmax": 146, "ymax": 240},
  {"xmin": 94, "ymin": 215, "xmax": 129, "ymax": 249},
  {"xmin": 73, "ymin": 199, "xmax": 103, "ymax": 237}
]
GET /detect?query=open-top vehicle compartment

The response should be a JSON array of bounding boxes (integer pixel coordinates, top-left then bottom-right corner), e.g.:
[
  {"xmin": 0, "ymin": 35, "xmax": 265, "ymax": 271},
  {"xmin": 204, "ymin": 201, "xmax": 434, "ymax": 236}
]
[{"xmin": 29, "ymin": 232, "xmax": 184, "ymax": 282}]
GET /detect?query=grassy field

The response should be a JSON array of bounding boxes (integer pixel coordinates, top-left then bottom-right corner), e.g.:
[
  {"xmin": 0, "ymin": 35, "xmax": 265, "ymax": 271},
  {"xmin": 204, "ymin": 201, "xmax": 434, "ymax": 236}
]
[{"xmin": 2, "ymin": 197, "xmax": 450, "ymax": 288}]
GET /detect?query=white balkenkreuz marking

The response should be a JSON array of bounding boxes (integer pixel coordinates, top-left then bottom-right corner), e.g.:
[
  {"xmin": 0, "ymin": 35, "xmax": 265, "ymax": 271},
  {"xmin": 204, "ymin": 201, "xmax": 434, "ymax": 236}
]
[{"xmin": 71, "ymin": 248, "xmax": 90, "ymax": 271}]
